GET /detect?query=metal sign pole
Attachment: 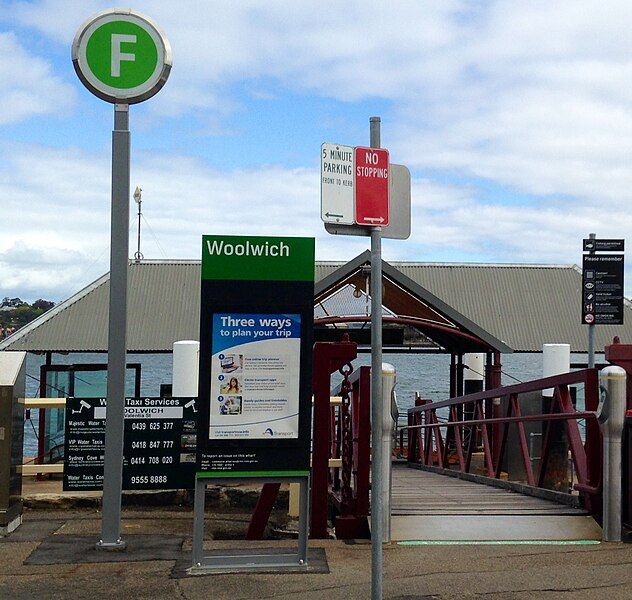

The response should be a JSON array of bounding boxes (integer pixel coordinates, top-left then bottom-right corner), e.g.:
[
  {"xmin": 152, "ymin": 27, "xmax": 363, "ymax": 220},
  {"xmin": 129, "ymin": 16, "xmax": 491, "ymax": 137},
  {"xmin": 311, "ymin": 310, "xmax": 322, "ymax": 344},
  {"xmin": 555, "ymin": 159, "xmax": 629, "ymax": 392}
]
[
  {"xmin": 98, "ymin": 103, "xmax": 130, "ymax": 549},
  {"xmin": 369, "ymin": 116, "xmax": 384, "ymax": 600},
  {"xmin": 72, "ymin": 8, "xmax": 170, "ymax": 551},
  {"xmin": 587, "ymin": 232, "xmax": 596, "ymax": 369}
]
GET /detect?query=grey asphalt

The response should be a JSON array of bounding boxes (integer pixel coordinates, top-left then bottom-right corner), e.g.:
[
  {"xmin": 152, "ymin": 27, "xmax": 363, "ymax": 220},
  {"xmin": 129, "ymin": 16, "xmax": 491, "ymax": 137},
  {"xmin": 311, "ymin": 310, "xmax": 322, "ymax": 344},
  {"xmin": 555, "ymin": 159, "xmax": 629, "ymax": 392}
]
[{"xmin": 1, "ymin": 509, "xmax": 631, "ymax": 599}]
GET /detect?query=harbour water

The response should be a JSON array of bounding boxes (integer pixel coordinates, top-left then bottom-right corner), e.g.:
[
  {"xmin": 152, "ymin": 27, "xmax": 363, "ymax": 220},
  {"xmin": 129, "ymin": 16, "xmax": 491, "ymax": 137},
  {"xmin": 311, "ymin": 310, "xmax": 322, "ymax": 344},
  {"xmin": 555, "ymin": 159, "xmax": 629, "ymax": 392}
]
[{"xmin": 22, "ymin": 350, "xmax": 590, "ymax": 457}]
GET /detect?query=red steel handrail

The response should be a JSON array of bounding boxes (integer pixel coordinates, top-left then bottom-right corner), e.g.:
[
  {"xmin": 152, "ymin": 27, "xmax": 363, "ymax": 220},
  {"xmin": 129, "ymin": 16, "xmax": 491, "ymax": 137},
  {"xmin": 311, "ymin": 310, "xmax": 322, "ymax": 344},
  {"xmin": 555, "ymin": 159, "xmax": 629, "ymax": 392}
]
[
  {"xmin": 310, "ymin": 338, "xmax": 358, "ymax": 538},
  {"xmin": 329, "ymin": 365, "xmax": 371, "ymax": 539},
  {"xmin": 405, "ymin": 368, "xmax": 602, "ymax": 519},
  {"xmin": 248, "ymin": 338, "xmax": 357, "ymax": 540}
]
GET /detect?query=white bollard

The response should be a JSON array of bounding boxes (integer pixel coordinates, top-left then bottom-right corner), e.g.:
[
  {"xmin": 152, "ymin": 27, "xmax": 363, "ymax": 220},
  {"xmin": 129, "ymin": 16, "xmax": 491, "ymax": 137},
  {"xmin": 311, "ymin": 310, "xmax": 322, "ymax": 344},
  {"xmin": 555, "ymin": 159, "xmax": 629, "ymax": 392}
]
[
  {"xmin": 172, "ymin": 340, "xmax": 199, "ymax": 397},
  {"xmin": 464, "ymin": 353, "xmax": 484, "ymax": 394},
  {"xmin": 381, "ymin": 363, "xmax": 397, "ymax": 542},
  {"xmin": 464, "ymin": 353, "xmax": 484, "ymax": 381},
  {"xmin": 542, "ymin": 343, "xmax": 570, "ymax": 397},
  {"xmin": 600, "ymin": 366, "xmax": 627, "ymax": 542}
]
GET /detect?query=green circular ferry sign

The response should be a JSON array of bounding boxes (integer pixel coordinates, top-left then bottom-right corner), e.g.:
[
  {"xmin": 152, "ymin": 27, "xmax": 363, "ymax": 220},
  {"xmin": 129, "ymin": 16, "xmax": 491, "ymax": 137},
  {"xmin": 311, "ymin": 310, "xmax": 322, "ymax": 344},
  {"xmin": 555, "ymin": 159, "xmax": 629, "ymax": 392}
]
[{"xmin": 72, "ymin": 9, "xmax": 171, "ymax": 104}]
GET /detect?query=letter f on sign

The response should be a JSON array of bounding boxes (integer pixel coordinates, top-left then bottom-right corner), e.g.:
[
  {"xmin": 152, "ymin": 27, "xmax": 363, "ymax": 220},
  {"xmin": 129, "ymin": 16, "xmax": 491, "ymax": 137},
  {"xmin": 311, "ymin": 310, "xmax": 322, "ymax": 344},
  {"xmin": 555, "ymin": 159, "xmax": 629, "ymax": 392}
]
[{"xmin": 111, "ymin": 34, "xmax": 136, "ymax": 77}]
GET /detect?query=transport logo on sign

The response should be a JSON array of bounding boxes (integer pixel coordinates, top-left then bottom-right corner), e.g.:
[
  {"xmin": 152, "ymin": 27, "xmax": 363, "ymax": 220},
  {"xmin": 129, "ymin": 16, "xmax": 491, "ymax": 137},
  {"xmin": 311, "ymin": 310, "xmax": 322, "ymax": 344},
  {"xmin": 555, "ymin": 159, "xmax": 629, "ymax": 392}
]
[
  {"xmin": 354, "ymin": 147, "xmax": 389, "ymax": 226},
  {"xmin": 72, "ymin": 9, "xmax": 172, "ymax": 104}
]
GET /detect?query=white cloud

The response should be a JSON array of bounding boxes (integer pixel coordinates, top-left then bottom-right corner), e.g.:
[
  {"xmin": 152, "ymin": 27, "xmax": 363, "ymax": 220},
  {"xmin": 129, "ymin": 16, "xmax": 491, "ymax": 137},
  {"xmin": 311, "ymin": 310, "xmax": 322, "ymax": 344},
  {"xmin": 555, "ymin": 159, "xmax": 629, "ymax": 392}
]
[
  {"xmin": 1, "ymin": 142, "xmax": 630, "ymax": 303},
  {"xmin": 2, "ymin": 1, "xmax": 631, "ymax": 299},
  {"xmin": 0, "ymin": 32, "xmax": 76, "ymax": 124},
  {"xmin": 8, "ymin": 1, "xmax": 632, "ymax": 206},
  {"xmin": 404, "ymin": 178, "xmax": 632, "ymax": 270},
  {"xmin": 0, "ymin": 142, "xmax": 371, "ymax": 301}
]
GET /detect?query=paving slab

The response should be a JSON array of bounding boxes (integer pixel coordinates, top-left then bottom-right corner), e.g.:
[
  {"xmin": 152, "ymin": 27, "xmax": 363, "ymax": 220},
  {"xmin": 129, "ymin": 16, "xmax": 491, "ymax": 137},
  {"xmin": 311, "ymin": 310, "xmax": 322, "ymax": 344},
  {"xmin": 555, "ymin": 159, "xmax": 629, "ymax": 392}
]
[
  {"xmin": 24, "ymin": 534, "xmax": 185, "ymax": 564},
  {"xmin": 173, "ymin": 546, "xmax": 329, "ymax": 577},
  {"xmin": 0, "ymin": 519, "xmax": 64, "ymax": 542}
]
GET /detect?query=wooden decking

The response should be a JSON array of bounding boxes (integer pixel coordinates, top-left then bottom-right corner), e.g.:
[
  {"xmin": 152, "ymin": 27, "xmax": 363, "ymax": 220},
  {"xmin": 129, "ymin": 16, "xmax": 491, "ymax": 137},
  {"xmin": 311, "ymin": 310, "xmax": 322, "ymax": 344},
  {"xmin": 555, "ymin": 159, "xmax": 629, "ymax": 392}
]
[
  {"xmin": 391, "ymin": 464, "xmax": 586, "ymax": 516},
  {"xmin": 386, "ymin": 463, "xmax": 602, "ymax": 541}
]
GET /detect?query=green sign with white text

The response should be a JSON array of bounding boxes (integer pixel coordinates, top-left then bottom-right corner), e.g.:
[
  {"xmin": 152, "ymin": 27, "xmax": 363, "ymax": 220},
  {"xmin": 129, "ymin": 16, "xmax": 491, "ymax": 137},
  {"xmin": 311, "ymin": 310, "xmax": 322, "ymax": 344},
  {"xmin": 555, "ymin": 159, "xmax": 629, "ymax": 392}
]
[
  {"xmin": 72, "ymin": 9, "xmax": 171, "ymax": 104},
  {"xmin": 202, "ymin": 235, "xmax": 315, "ymax": 282}
]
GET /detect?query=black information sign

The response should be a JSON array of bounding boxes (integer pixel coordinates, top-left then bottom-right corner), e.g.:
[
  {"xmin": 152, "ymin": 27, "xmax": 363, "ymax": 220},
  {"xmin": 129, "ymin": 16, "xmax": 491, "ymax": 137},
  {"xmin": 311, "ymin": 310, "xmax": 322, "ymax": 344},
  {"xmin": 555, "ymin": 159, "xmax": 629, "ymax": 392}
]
[
  {"xmin": 583, "ymin": 238, "xmax": 625, "ymax": 252},
  {"xmin": 197, "ymin": 235, "xmax": 314, "ymax": 476},
  {"xmin": 581, "ymin": 254, "xmax": 625, "ymax": 325},
  {"xmin": 584, "ymin": 239, "xmax": 625, "ymax": 252},
  {"xmin": 64, "ymin": 397, "xmax": 197, "ymax": 491}
]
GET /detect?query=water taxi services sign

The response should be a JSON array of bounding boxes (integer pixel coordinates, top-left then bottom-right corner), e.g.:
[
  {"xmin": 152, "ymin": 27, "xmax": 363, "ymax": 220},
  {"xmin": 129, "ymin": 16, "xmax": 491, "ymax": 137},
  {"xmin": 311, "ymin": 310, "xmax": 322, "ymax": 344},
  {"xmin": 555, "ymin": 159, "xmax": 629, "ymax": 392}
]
[
  {"xmin": 72, "ymin": 8, "xmax": 172, "ymax": 104},
  {"xmin": 197, "ymin": 235, "xmax": 314, "ymax": 476}
]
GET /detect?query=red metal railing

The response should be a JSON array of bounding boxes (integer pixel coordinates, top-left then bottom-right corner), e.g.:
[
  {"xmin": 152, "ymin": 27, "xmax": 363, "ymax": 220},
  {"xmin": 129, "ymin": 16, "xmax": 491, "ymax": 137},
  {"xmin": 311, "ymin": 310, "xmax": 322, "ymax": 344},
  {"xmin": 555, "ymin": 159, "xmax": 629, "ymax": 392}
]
[
  {"xmin": 329, "ymin": 365, "xmax": 371, "ymax": 539},
  {"xmin": 311, "ymin": 338, "xmax": 358, "ymax": 537},
  {"xmin": 248, "ymin": 338, "xmax": 357, "ymax": 539},
  {"xmin": 405, "ymin": 369, "xmax": 602, "ymax": 519}
]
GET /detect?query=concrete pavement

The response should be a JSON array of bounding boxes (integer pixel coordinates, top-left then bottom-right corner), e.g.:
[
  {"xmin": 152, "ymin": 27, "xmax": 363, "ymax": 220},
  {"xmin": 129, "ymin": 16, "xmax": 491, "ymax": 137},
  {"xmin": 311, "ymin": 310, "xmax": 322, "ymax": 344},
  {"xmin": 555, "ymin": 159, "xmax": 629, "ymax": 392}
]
[{"xmin": 1, "ymin": 508, "xmax": 631, "ymax": 599}]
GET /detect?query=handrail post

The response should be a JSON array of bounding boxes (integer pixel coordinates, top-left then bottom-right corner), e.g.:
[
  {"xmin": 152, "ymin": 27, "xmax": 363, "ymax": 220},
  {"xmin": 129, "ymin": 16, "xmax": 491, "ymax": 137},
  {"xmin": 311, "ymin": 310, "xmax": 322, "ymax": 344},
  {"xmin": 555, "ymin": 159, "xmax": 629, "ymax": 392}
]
[
  {"xmin": 490, "ymin": 352, "xmax": 502, "ymax": 466},
  {"xmin": 600, "ymin": 366, "xmax": 627, "ymax": 542},
  {"xmin": 311, "ymin": 339, "xmax": 357, "ymax": 538}
]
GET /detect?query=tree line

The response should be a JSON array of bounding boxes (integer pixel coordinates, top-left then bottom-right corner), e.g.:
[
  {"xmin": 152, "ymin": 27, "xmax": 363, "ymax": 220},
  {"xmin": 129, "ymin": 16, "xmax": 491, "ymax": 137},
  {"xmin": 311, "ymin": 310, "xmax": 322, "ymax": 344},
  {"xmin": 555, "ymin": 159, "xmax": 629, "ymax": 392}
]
[{"xmin": 0, "ymin": 297, "xmax": 55, "ymax": 338}]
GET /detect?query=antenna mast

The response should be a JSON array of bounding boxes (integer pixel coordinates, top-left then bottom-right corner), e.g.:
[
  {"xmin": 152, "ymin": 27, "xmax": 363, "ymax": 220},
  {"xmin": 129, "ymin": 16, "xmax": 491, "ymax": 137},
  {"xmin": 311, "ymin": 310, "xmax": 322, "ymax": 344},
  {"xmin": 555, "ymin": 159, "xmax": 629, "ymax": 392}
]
[{"xmin": 133, "ymin": 186, "xmax": 143, "ymax": 262}]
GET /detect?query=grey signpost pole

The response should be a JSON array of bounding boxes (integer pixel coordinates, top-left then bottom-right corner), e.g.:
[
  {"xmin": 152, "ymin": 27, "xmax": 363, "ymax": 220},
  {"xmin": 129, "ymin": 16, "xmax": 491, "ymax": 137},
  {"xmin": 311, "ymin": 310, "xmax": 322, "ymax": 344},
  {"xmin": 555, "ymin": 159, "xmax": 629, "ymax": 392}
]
[
  {"xmin": 369, "ymin": 116, "xmax": 384, "ymax": 600},
  {"xmin": 98, "ymin": 104, "xmax": 130, "ymax": 549},
  {"xmin": 321, "ymin": 116, "xmax": 408, "ymax": 598},
  {"xmin": 587, "ymin": 232, "xmax": 596, "ymax": 369},
  {"xmin": 71, "ymin": 8, "xmax": 172, "ymax": 550}
]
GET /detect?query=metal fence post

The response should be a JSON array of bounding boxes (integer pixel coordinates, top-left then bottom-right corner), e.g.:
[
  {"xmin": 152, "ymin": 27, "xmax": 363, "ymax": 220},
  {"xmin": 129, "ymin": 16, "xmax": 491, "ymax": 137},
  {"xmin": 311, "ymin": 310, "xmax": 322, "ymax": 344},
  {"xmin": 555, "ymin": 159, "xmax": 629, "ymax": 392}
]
[{"xmin": 600, "ymin": 365, "xmax": 627, "ymax": 541}]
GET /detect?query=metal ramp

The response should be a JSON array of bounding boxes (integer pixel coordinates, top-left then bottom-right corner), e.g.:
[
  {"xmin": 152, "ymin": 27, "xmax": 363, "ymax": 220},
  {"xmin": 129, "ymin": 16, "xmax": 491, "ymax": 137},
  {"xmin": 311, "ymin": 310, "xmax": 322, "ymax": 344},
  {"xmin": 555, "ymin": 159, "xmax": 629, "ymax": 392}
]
[{"xmin": 387, "ymin": 464, "xmax": 602, "ymax": 541}]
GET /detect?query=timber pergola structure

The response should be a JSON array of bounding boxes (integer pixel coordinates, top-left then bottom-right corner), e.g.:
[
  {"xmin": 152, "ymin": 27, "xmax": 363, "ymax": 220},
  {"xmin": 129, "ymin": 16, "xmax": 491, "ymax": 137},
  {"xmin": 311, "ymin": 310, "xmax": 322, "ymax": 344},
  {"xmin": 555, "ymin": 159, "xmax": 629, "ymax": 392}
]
[{"xmin": 314, "ymin": 251, "xmax": 513, "ymax": 395}]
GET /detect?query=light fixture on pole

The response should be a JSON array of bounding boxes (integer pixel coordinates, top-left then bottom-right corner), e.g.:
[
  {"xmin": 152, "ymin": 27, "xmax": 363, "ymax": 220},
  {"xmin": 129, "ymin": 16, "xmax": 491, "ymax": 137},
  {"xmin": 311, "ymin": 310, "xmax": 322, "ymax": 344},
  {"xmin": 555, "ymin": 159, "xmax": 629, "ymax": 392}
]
[{"xmin": 133, "ymin": 186, "xmax": 143, "ymax": 262}]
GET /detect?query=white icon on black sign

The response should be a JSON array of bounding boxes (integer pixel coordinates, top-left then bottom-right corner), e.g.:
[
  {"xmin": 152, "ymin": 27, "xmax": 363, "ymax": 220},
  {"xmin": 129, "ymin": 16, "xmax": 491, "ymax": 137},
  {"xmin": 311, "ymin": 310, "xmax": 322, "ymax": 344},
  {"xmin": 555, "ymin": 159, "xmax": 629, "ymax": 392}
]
[
  {"xmin": 71, "ymin": 399, "xmax": 91, "ymax": 414},
  {"xmin": 585, "ymin": 270, "xmax": 595, "ymax": 279},
  {"xmin": 584, "ymin": 282, "xmax": 594, "ymax": 290}
]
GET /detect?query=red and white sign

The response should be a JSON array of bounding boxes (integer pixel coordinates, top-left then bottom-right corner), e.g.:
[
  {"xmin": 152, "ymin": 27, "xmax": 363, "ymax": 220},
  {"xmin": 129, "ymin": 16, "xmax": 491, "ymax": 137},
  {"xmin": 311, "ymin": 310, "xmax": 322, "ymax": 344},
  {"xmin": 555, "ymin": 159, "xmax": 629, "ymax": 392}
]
[{"xmin": 354, "ymin": 147, "xmax": 389, "ymax": 226}]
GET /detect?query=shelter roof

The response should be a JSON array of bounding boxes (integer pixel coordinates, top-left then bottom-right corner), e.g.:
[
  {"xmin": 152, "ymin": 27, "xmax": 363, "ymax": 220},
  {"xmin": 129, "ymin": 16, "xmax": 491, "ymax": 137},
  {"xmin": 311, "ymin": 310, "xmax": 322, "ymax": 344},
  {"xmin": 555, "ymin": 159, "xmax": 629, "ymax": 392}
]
[{"xmin": 1, "ymin": 255, "xmax": 630, "ymax": 353}]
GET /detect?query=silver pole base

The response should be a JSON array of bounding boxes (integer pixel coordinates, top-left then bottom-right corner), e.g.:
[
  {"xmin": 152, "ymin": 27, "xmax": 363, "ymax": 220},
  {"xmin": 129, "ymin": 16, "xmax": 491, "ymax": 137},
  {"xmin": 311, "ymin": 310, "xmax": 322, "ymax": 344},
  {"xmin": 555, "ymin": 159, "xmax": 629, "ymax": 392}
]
[{"xmin": 96, "ymin": 538, "xmax": 127, "ymax": 551}]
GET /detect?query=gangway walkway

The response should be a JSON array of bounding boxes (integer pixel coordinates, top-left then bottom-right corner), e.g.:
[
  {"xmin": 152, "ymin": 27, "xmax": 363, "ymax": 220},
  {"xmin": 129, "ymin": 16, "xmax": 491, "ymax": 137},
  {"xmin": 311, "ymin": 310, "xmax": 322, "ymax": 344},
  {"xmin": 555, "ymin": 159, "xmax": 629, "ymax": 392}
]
[
  {"xmin": 314, "ymin": 348, "xmax": 608, "ymax": 542},
  {"xmin": 388, "ymin": 464, "xmax": 602, "ymax": 542}
]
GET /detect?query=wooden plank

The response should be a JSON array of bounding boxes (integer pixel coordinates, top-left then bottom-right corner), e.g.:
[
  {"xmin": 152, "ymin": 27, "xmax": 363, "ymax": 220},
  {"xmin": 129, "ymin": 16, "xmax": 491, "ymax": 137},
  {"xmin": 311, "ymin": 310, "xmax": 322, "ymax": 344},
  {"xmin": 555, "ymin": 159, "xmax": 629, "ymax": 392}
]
[
  {"xmin": 18, "ymin": 397, "xmax": 66, "ymax": 408},
  {"xmin": 19, "ymin": 463, "xmax": 64, "ymax": 475}
]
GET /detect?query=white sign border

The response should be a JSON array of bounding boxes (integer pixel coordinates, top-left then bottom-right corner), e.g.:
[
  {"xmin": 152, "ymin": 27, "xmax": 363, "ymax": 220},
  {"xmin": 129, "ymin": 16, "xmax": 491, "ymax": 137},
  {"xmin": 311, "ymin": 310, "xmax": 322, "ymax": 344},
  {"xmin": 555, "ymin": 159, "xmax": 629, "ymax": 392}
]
[
  {"xmin": 71, "ymin": 9, "xmax": 172, "ymax": 104},
  {"xmin": 320, "ymin": 142, "xmax": 356, "ymax": 225}
]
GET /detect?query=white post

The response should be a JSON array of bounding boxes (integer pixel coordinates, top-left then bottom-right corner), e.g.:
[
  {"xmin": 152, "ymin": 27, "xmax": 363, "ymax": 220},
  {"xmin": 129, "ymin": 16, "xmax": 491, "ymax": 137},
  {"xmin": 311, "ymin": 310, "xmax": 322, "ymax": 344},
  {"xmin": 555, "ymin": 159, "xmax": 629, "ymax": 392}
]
[
  {"xmin": 380, "ymin": 363, "xmax": 396, "ymax": 542},
  {"xmin": 542, "ymin": 343, "xmax": 570, "ymax": 397},
  {"xmin": 600, "ymin": 366, "xmax": 627, "ymax": 542},
  {"xmin": 464, "ymin": 353, "xmax": 484, "ymax": 392},
  {"xmin": 172, "ymin": 340, "xmax": 199, "ymax": 397}
]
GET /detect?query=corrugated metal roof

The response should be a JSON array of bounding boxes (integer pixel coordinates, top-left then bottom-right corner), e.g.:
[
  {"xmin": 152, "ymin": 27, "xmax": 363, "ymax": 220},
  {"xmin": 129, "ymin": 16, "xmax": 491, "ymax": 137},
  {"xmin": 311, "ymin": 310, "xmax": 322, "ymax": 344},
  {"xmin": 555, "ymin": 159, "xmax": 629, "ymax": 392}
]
[
  {"xmin": 317, "ymin": 259, "xmax": 632, "ymax": 352},
  {"xmin": 2, "ymin": 256, "xmax": 630, "ymax": 353},
  {"xmin": 0, "ymin": 261, "xmax": 201, "ymax": 353}
]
